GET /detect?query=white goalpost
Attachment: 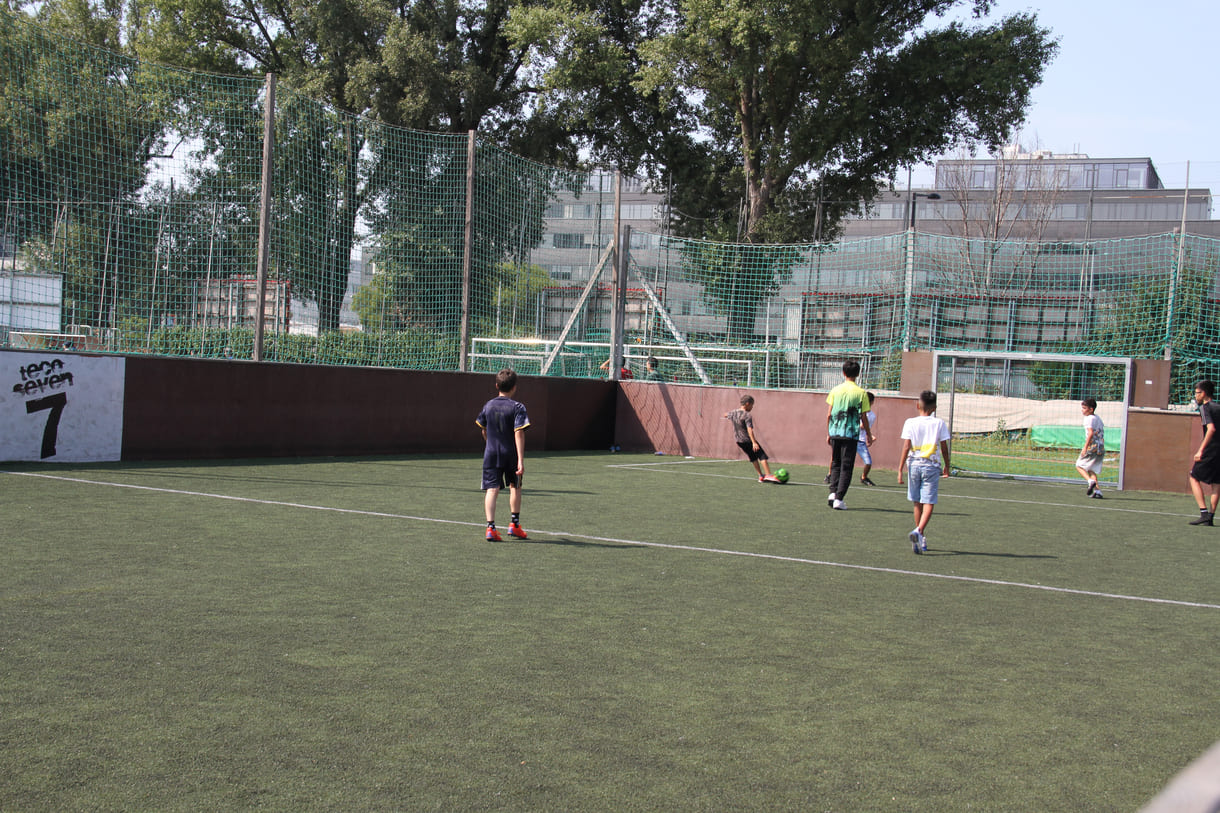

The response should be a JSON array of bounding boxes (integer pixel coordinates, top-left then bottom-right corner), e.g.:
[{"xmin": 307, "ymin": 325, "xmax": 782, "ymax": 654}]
[{"xmin": 933, "ymin": 350, "xmax": 1132, "ymax": 489}]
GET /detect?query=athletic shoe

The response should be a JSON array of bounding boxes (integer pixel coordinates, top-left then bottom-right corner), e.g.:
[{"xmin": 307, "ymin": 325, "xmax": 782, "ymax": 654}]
[
  {"xmin": 827, "ymin": 493, "xmax": 836, "ymax": 508},
  {"xmin": 1086, "ymin": 482, "xmax": 1096, "ymax": 496},
  {"xmin": 832, "ymin": 499, "xmax": 846, "ymax": 510},
  {"xmin": 759, "ymin": 476, "xmax": 766, "ymax": 483},
  {"xmin": 1189, "ymin": 512, "xmax": 1214, "ymax": 526},
  {"xmin": 486, "ymin": 527, "xmax": 502, "ymax": 542},
  {"xmin": 909, "ymin": 529, "xmax": 923, "ymax": 554},
  {"xmin": 823, "ymin": 474, "xmax": 831, "ymax": 484},
  {"xmin": 763, "ymin": 475, "xmax": 781, "ymax": 483},
  {"xmin": 508, "ymin": 523, "xmax": 528, "ymax": 539},
  {"xmin": 860, "ymin": 477, "xmax": 876, "ymax": 486},
  {"xmin": 1091, "ymin": 491, "xmax": 1104, "ymax": 500}
]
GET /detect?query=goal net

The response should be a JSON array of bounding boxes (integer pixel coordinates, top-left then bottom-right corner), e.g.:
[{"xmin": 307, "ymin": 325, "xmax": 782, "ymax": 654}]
[{"xmin": 933, "ymin": 351, "xmax": 1131, "ymax": 489}]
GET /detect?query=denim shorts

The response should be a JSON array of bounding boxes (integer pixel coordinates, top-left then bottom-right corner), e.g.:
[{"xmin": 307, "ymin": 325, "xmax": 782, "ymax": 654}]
[
  {"xmin": 906, "ymin": 460, "xmax": 941, "ymax": 504},
  {"xmin": 856, "ymin": 439, "xmax": 872, "ymax": 466}
]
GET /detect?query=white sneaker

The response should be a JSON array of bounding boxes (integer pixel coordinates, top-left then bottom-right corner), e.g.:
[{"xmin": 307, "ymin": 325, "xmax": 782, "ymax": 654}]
[
  {"xmin": 832, "ymin": 499, "xmax": 846, "ymax": 510},
  {"xmin": 909, "ymin": 529, "xmax": 923, "ymax": 554},
  {"xmin": 827, "ymin": 493, "xmax": 836, "ymax": 507}
]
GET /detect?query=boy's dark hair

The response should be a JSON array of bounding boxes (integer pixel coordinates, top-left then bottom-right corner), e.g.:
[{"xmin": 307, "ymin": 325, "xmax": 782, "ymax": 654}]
[
  {"xmin": 647, "ymin": 356, "xmax": 658, "ymax": 368},
  {"xmin": 919, "ymin": 390, "xmax": 937, "ymax": 411},
  {"xmin": 496, "ymin": 368, "xmax": 518, "ymax": 393},
  {"xmin": 739, "ymin": 394, "xmax": 755, "ymax": 406},
  {"xmin": 1082, "ymin": 396, "xmax": 1097, "ymax": 410},
  {"xmin": 1197, "ymin": 380, "xmax": 1216, "ymax": 399},
  {"xmin": 866, "ymin": 391, "xmax": 875, "ymax": 405},
  {"xmin": 842, "ymin": 359, "xmax": 861, "ymax": 378}
]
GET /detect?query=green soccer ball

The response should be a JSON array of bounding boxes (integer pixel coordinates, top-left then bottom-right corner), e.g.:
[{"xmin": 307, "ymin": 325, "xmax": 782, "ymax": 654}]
[{"xmin": 774, "ymin": 468, "xmax": 789, "ymax": 483}]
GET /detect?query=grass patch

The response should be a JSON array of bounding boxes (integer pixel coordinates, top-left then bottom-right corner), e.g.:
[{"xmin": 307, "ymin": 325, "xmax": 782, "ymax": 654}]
[{"xmin": 1, "ymin": 453, "xmax": 1214, "ymax": 810}]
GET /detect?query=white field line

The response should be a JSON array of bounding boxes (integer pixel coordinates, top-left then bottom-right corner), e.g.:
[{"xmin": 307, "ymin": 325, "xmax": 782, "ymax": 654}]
[{"xmin": 5, "ymin": 470, "xmax": 1218, "ymax": 611}]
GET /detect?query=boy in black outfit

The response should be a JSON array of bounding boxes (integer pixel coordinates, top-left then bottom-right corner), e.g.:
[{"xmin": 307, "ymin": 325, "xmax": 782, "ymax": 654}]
[{"xmin": 476, "ymin": 368, "xmax": 531, "ymax": 541}]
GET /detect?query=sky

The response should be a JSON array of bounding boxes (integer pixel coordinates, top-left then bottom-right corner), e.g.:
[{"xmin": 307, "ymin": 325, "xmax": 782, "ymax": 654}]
[{"xmin": 908, "ymin": 0, "xmax": 1220, "ymax": 197}]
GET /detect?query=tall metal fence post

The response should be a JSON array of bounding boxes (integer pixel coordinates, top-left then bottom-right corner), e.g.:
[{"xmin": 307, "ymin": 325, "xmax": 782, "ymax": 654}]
[
  {"xmin": 253, "ymin": 73, "xmax": 275, "ymax": 362},
  {"xmin": 459, "ymin": 129, "xmax": 476, "ymax": 372},
  {"xmin": 902, "ymin": 226, "xmax": 915, "ymax": 352},
  {"xmin": 607, "ymin": 171, "xmax": 623, "ymax": 379},
  {"xmin": 615, "ymin": 224, "xmax": 631, "ymax": 373},
  {"xmin": 1164, "ymin": 161, "xmax": 1190, "ymax": 362}
]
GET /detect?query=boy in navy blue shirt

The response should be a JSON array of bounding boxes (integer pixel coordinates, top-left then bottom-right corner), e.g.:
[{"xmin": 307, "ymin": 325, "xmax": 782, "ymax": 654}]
[{"xmin": 476, "ymin": 368, "xmax": 530, "ymax": 540}]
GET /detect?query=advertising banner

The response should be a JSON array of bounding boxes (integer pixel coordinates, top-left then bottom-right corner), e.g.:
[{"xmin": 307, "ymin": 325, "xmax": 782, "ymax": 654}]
[{"xmin": 1, "ymin": 350, "xmax": 125, "ymax": 462}]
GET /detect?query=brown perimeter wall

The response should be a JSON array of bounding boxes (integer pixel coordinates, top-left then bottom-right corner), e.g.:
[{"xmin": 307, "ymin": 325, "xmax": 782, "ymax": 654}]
[
  {"xmin": 8, "ymin": 352, "xmax": 1201, "ymax": 494},
  {"xmin": 121, "ymin": 356, "xmax": 617, "ymax": 459},
  {"xmin": 616, "ymin": 381, "xmax": 1201, "ymax": 495}
]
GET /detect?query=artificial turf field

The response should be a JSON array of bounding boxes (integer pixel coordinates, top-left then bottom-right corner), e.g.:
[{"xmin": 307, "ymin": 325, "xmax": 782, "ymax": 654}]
[{"xmin": 2, "ymin": 451, "xmax": 1217, "ymax": 811}]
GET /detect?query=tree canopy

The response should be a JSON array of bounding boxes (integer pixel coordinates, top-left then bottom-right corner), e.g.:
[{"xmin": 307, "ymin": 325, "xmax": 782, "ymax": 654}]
[
  {"xmin": 4, "ymin": 0, "xmax": 1057, "ymax": 346},
  {"xmin": 14, "ymin": 0, "xmax": 1057, "ymax": 248},
  {"xmin": 624, "ymin": 0, "xmax": 1058, "ymax": 242}
]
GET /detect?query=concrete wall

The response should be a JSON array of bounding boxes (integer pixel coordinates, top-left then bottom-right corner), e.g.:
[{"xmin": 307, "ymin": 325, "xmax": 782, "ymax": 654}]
[
  {"xmin": 1123, "ymin": 408, "xmax": 1200, "ymax": 494},
  {"xmin": 118, "ymin": 356, "xmax": 617, "ymax": 460},
  {"xmin": 2, "ymin": 349, "xmax": 1203, "ymax": 493},
  {"xmin": 616, "ymin": 380, "xmax": 1201, "ymax": 494},
  {"xmin": 615, "ymin": 380, "xmax": 916, "ymax": 476}
]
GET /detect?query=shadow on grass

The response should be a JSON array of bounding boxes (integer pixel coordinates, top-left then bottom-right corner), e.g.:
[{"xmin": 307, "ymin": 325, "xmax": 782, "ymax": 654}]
[
  {"xmin": 922, "ymin": 549, "xmax": 1057, "ymax": 559},
  {"xmin": 511, "ymin": 537, "xmax": 645, "ymax": 550}
]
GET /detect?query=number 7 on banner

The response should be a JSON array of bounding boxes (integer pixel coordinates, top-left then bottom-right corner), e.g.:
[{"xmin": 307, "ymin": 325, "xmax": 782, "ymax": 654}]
[{"xmin": 26, "ymin": 392, "xmax": 67, "ymax": 459}]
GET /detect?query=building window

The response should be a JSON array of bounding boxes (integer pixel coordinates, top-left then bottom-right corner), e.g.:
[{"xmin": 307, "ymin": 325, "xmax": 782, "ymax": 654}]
[
  {"xmin": 620, "ymin": 204, "xmax": 659, "ymax": 220},
  {"xmin": 552, "ymin": 233, "xmax": 587, "ymax": 249}
]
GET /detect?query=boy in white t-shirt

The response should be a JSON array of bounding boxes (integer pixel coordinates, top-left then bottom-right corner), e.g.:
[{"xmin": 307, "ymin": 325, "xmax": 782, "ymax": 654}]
[
  {"xmin": 1074, "ymin": 397, "xmax": 1105, "ymax": 499},
  {"xmin": 897, "ymin": 390, "xmax": 951, "ymax": 554}
]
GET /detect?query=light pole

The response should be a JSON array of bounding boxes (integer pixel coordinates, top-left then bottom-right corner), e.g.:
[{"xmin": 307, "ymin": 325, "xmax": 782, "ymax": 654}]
[
  {"xmin": 908, "ymin": 190, "xmax": 941, "ymax": 230},
  {"xmin": 903, "ymin": 191, "xmax": 940, "ymax": 351}
]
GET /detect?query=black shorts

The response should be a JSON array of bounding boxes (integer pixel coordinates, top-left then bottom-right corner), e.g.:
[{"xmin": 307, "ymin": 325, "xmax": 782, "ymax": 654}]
[
  {"xmin": 736, "ymin": 440, "xmax": 767, "ymax": 462},
  {"xmin": 1191, "ymin": 445, "xmax": 1220, "ymax": 485},
  {"xmin": 483, "ymin": 465, "xmax": 522, "ymax": 490}
]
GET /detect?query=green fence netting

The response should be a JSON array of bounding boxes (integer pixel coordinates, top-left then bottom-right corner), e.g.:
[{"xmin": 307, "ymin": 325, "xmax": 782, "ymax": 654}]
[{"xmin": 3, "ymin": 11, "xmax": 1220, "ymax": 402}]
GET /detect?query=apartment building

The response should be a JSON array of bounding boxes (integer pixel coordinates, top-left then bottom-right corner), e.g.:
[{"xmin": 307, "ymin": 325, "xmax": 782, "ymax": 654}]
[{"xmin": 844, "ymin": 152, "xmax": 1219, "ymax": 240}]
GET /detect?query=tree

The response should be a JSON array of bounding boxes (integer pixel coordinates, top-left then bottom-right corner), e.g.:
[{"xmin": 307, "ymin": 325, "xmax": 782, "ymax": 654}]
[
  {"xmin": 0, "ymin": 7, "xmax": 174, "ymax": 330},
  {"xmin": 676, "ymin": 240, "xmax": 802, "ymax": 342},
  {"xmin": 120, "ymin": 0, "xmax": 586, "ymax": 335},
  {"xmin": 933, "ymin": 140, "xmax": 1071, "ymax": 295},
  {"xmin": 626, "ymin": 0, "xmax": 1057, "ymax": 244}
]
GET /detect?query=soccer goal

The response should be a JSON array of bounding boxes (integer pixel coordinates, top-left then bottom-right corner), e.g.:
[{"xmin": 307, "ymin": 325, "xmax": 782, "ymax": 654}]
[{"xmin": 933, "ymin": 351, "xmax": 1132, "ymax": 489}]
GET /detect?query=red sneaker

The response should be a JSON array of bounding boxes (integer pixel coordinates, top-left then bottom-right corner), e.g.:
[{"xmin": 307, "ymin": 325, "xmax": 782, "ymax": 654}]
[
  {"xmin": 508, "ymin": 523, "xmax": 528, "ymax": 539},
  {"xmin": 486, "ymin": 527, "xmax": 502, "ymax": 542}
]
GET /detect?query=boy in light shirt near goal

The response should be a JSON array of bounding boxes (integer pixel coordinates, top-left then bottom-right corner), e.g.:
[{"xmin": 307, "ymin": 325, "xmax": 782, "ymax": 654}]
[
  {"xmin": 897, "ymin": 390, "xmax": 951, "ymax": 554},
  {"xmin": 1075, "ymin": 397, "xmax": 1106, "ymax": 499}
]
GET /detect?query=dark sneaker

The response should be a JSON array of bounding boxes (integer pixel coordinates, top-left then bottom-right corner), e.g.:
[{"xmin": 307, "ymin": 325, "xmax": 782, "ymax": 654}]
[
  {"xmin": 1086, "ymin": 482, "xmax": 1096, "ymax": 496},
  {"xmin": 823, "ymin": 474, "xmax": 831, "ymax": 484},
  {"xmin": 1189, "ymin": 513, "xmax": 1214, "ymax": 526},
  {"xmin": 508, "ymin": 523, "xmax": 528, "ymax": 539},
  {"xmin": 1091, "ymin": 491, "xmax": 1104, "ymax": 499},
  {"xmin": 861, "ymin": 477, "xmax": 876, "ymax": 486},
  {"xmin": 486, "ymin": 527, "xmax": 503, "ymax": 542}
]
